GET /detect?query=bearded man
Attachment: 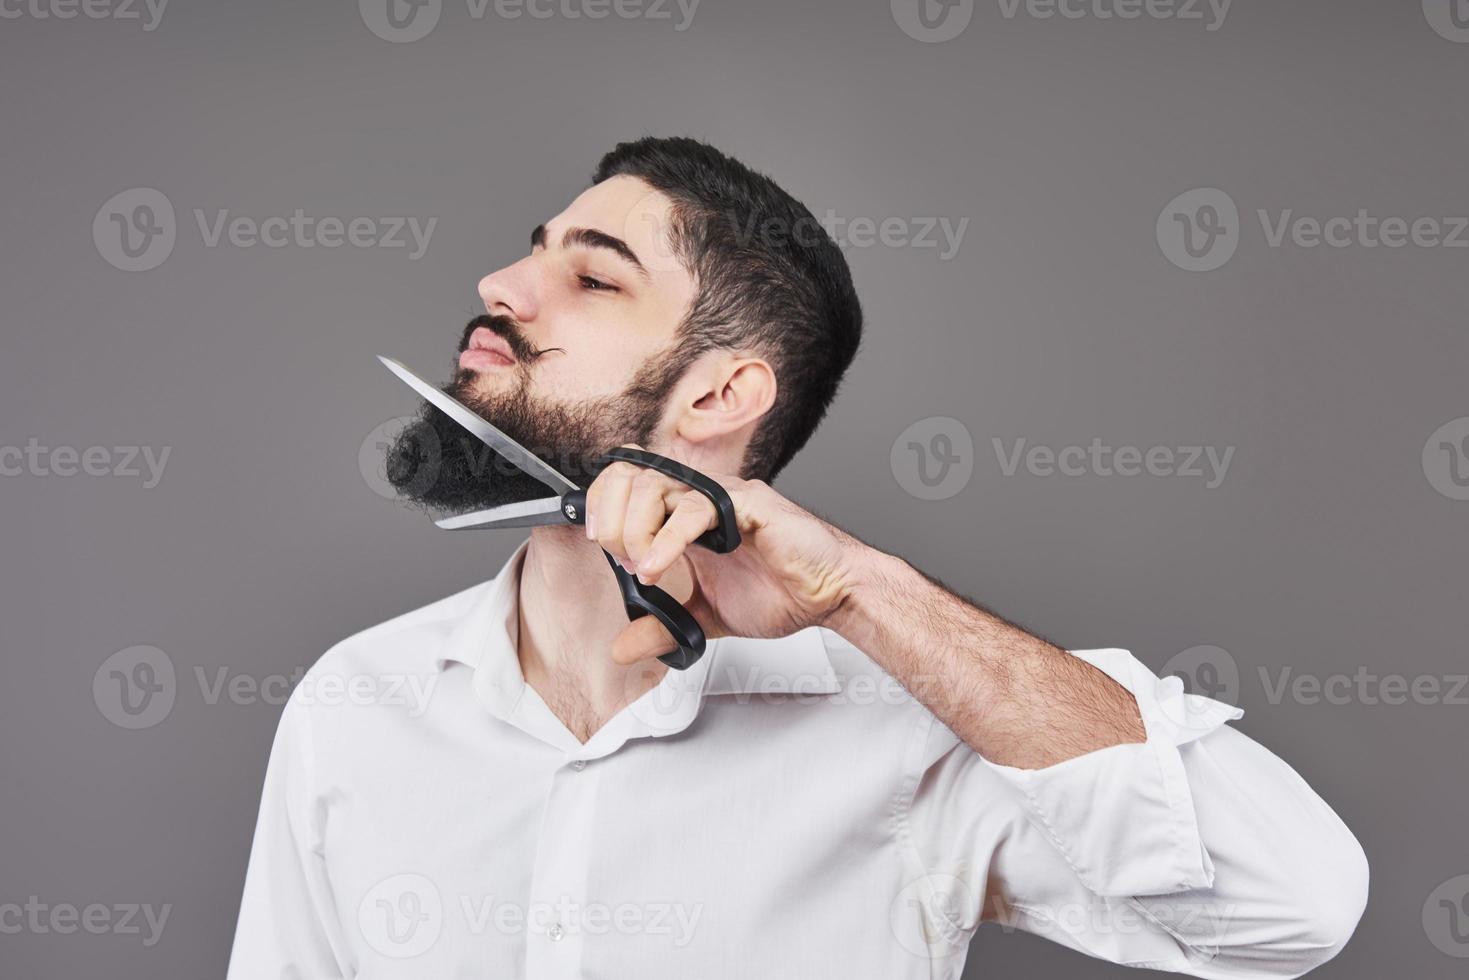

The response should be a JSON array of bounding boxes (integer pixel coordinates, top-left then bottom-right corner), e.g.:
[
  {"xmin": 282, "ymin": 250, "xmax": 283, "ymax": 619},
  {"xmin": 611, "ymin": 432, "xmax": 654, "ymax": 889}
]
[{"xmin": 228, "ymin": 137, "xmax": 1367, "ymax": 979}]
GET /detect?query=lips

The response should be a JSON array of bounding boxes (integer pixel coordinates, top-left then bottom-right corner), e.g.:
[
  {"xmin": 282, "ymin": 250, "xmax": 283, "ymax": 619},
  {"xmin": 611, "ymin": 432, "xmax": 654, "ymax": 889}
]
[{"xmin": 460, "ymin": 327, "xmax": 516, "ymax": 370}]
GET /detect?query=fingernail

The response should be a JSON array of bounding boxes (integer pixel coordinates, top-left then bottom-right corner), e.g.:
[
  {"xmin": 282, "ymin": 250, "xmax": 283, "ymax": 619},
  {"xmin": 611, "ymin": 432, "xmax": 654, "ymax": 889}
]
[
  {"xmin": 585, "ymin": 513, "xmax": 595, "ymax": 540},
  {"xmin": 618, "ymin": 558, "xmax": 637, "ymax": 575}
]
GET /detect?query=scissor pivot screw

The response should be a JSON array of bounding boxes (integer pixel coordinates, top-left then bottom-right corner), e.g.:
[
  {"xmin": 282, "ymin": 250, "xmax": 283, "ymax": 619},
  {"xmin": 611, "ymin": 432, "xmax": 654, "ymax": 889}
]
[{"xmin": 564, "ymin": 503, "xmax": 579, "ymax": 520}]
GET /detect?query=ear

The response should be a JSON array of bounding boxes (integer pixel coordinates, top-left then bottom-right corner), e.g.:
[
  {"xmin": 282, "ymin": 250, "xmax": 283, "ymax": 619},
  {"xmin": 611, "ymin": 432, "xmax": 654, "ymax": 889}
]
[{"xmin": 673, "ymin": 354, "xmax": 777, "ymax": 447}]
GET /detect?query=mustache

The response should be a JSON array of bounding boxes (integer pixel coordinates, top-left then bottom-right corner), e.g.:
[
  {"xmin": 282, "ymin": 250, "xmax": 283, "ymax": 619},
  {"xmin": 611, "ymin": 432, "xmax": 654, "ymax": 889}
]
[{"xmin": 457, "ymin": 314, "xmax": 563, "ymax": 364}]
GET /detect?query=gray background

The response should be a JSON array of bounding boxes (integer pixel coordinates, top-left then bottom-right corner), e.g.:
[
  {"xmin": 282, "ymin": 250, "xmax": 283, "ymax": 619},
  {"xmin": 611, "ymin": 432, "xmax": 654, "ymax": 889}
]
[{"xmin": 2, "ymin": 0, "xmax": 1466, "ymax": 976}]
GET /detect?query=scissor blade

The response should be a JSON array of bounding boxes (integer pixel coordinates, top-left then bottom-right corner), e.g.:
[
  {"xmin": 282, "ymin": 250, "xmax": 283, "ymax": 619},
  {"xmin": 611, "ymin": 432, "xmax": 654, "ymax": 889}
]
[
  {"xmin": 435, "ymin": 496, "xmax": 569, "ymax": 531},
  {"xmin": 377, "ymin": 355, "xmax": 579, "ymax": 495}
]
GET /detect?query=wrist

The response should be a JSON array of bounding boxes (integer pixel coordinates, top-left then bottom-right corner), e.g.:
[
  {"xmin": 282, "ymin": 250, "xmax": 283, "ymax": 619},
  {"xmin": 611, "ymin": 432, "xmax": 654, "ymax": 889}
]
[{"xmin": 821, "ymin": 540, "xmax": 910, "ymax": 646}]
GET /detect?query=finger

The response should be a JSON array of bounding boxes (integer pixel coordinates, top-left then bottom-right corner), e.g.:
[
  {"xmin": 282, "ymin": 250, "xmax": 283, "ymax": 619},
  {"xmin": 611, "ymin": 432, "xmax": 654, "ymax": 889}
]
[
  {"xmin": 587, "ymin": 461, "xmax": 638, "ymax": 562},
  {"xmin": 636, "ymin": 492, "xmax": 717, "ymax": 585},
  {"xmin": 611, "ymin": 615, "xmax": 680, "ymax": 666},
  {"xmin": 722, "ymin": 477, "xmax": 772, "ymax": 536},
  {"xmin": 622, "ymin": 469, "xmax": 680, "ymax": 570}
]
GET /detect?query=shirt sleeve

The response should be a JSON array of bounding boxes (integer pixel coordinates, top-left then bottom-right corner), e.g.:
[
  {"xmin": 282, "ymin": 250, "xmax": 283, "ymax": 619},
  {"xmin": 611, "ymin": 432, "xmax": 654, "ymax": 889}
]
[
  {"xmin": 228, "ymin": 696, "xmax": 351, "ymax": 979},
  {"xmin": 901, "ymin": 648, "xmax": 1369, "ymax": 979}
]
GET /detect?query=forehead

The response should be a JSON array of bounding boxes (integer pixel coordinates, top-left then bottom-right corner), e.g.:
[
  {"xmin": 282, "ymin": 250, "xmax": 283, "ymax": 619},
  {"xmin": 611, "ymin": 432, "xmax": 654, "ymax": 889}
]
[{"xmin": 550, "ymin": 175, "xmax": 688, "ymax": 280}]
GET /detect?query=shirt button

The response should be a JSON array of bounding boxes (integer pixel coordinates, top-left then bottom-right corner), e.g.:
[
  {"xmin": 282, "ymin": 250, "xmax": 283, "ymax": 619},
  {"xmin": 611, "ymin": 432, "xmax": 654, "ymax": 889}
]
[
  {"xmin": 547, "ymin": 922, "xmax": 566, "ymax": 942},
  {"xmin": 569, "ymin": 759, "xmax": 587, "ymax": 771}
]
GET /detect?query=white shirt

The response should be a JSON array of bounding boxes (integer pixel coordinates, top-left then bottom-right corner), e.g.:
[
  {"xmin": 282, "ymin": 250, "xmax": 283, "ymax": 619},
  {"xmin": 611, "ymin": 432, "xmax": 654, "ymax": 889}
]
[{"xmin": 228, "ymin": 542, "xmax": 1367, "ymax": 979}]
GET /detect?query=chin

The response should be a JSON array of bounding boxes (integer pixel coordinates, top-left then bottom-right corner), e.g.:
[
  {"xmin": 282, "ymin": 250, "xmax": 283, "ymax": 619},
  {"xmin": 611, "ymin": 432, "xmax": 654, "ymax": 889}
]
[{"xmin": 453, "ymin": 365, "xmax": 516, "ymax": 397}]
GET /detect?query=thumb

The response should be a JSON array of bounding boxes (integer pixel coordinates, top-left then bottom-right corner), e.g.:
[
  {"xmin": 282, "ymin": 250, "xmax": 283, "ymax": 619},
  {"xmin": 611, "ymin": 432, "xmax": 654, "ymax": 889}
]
[{"xmin": 611, "ymin": 614, "xmax": 682, "ymax": 666}]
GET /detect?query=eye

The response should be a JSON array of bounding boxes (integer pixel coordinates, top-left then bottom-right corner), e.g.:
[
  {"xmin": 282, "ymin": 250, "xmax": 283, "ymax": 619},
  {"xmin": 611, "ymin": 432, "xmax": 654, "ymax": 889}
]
[{"xmin": 578, "ymin": 275, "xmax": 619, "ymax": 293}]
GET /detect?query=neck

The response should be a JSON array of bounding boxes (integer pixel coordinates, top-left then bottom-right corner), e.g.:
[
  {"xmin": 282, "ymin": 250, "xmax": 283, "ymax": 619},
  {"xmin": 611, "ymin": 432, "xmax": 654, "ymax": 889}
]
[{"xmin": 516, "ymin": 525, "xmax": 666, "ymax": 740}]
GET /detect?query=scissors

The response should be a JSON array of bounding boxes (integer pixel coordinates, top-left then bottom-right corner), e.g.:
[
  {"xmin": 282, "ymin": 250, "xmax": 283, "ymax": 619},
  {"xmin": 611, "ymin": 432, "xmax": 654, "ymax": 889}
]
[{"xmin": 378, "ymin": 356, "xmax": 741, "ymax": 670}]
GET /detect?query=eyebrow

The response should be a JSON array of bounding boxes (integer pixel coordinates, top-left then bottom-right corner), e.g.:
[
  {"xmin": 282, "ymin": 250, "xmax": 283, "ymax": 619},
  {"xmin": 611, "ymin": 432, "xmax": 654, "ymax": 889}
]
[{"xmin": 532, "ymin": 223, "xmax": 650, "ymax": 281}]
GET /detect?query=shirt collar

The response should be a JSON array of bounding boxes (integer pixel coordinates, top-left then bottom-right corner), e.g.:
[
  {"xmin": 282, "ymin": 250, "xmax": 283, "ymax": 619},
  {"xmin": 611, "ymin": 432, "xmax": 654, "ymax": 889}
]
[
  {"xmin": 435, "ymin": 539, "xmax": 841, "ymax": 728},
  {"xmin": 702, "ymin": 629, "xmax": 840, "ymax": 697},
  {"xmin": 435, "ymin": 539, "xmax": 526, "ymax": 675}
]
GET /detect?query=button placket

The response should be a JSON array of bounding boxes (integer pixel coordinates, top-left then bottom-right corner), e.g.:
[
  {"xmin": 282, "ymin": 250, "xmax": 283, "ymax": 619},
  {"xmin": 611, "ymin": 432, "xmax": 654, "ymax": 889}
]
[{"xmin": 523, "ymin": 759, "xmax": 600, "ymax": 979}]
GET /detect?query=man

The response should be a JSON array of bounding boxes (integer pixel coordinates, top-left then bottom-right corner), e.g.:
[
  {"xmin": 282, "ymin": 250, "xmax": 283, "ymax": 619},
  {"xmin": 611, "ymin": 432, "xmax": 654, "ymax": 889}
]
[{"xmin": 229, "ymin": 137, "xmax": 1367, "ymax": 978}]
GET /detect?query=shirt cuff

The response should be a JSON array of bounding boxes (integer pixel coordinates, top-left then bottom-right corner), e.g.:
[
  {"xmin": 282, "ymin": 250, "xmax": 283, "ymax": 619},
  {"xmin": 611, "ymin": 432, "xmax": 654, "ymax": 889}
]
[{"xmin": 979, "ymin": 648, "xmax": 1243, "ymax": 899}]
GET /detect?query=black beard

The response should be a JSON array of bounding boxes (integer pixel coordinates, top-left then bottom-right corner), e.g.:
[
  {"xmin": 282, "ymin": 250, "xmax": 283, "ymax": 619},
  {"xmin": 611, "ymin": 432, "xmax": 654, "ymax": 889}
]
[{"xmin": 384, "ymin": 321, "xmax": 688, "ymax": 515}]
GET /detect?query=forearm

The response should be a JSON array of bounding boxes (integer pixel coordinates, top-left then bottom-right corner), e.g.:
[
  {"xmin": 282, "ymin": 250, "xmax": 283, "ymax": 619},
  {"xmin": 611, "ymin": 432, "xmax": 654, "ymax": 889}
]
[{"xmin": 827, "ymin": 544, "xmax": 1145, "ymax": 768}]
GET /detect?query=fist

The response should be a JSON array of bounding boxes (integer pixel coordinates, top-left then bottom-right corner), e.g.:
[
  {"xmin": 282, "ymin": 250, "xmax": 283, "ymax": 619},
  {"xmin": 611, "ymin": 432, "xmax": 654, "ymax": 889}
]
[{"xmin": 583, "ymin": 446, "xmax": 862, "ymax": 664}]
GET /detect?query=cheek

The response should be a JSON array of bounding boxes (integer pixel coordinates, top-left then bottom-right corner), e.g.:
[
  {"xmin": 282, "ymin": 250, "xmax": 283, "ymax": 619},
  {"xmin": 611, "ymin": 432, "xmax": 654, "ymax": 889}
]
[
  {"xmin": 531, "ymin": 334, "xmax": 640, "ymax": 399},
  {"xmin": 535, "ymin": 328, "xmax": 660, "ymax": 400}
]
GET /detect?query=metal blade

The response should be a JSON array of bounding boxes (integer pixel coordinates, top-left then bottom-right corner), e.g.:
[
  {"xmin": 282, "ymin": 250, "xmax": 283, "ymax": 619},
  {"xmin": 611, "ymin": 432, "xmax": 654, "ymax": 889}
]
[
  {"xmin": 434, "ymin": 496, "xmax": 571, "ymax": 530},
  {"xmin": 377, "ymin": 355, "xmax": 579, "ymax": 494}
]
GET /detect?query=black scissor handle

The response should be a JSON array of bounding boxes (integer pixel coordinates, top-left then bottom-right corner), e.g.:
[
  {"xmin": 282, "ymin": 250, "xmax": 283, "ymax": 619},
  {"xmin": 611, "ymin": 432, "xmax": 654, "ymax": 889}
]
[
  {"xmin": 585, "ymin": 449, "xmax": 741, "ymax": 670},
  {"xmin": 598, "ymin": 447, "xmax": 742, "ymax": 554},
  {"xmin": 602, "ymin": 551, "xmax": 706, "ymax": 671}
]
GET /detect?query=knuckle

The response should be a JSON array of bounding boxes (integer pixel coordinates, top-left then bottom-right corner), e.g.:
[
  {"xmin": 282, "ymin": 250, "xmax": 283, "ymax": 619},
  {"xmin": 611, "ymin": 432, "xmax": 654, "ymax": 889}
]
[{"xmin": 632, "ymin": 469, "xmax": 663, "ymax": 490}]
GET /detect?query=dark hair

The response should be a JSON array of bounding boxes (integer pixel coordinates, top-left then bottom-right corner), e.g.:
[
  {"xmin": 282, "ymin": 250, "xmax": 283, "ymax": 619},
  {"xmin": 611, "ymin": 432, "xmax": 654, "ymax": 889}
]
[{"xmin": 592, "ymin": 137, "xmax": 863, "ymax": 481}]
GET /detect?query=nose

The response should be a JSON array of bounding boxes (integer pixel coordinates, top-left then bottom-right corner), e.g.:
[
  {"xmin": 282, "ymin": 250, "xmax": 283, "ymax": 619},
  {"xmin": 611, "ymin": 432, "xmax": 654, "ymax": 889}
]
[{"xmin": 478, "ymin": 255, "xmax": 540, "ymax": 323}]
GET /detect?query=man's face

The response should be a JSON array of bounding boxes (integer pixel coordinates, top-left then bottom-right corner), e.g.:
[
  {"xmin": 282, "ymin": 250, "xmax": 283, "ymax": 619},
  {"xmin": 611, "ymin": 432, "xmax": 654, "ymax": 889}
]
[
  {"xmin": 467, "ymin": 175, "xmax": 696, "ymax": 407},
  {"xmin": 387, "ymin": 177, "xmax": 699, "ymax": 513}
]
